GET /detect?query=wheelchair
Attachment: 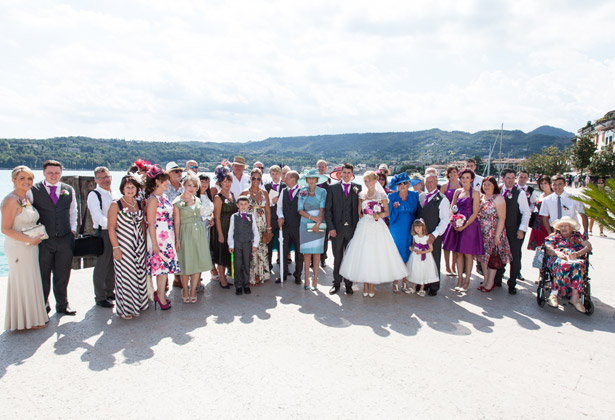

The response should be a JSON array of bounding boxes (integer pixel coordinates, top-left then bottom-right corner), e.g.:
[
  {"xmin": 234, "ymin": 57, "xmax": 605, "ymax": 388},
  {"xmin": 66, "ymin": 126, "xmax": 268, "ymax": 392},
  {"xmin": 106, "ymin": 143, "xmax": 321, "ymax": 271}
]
[{"xmin": 535, "ymin": 245, "xmax": 594, "ymax": 316}]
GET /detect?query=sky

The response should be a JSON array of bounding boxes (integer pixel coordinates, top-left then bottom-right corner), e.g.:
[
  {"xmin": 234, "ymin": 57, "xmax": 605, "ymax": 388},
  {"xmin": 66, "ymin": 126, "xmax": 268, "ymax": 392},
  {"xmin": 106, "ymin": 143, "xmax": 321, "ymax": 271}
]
[{"xmin": 1, "ymin": 0, "xmax": 614, "ymax": 143}]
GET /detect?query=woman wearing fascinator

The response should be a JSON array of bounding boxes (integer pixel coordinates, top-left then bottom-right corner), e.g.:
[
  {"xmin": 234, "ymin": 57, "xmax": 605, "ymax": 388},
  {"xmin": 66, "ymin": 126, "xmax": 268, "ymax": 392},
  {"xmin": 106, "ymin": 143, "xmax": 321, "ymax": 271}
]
[
  {"xmin": 212, "ymin": 164, "xmax": 237, "ymax": 289},
  {"xmin": 339, "ymin": 171, "xmax": 408, "ymax": 297}
]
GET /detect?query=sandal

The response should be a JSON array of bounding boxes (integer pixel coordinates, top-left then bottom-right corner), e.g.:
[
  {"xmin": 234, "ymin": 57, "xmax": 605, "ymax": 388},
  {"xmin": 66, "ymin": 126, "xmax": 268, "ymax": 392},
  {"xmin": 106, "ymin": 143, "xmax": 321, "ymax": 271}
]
[
  {"xmin": 392, "ymin": 283, "xmax": 401, "ymax": 294},
  {"xmin": 190, "ymin": 296, "xmax": 197, "ymax": 303}
]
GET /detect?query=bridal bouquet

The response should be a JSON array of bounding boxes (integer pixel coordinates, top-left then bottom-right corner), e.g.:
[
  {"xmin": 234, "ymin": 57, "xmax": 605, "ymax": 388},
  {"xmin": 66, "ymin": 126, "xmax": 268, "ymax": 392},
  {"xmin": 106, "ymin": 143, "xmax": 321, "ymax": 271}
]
[
  {"xmin": 451, "ymin": 213, "xmax": 466, "ymax": 228},
  {"xmin": 363, "ymin": 200, "xmax": 383, "ymax": 216}
]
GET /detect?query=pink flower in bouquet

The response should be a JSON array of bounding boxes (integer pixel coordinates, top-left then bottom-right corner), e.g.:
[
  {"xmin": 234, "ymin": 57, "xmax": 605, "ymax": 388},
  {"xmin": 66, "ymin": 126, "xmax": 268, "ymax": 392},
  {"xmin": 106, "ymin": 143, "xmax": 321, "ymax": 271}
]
[
  {"xmin": 393, "ymin": 201, "xmax": 400, "ymax": 208},
  {"xmin": 364, "ymin": 200, "xmax": 382, "ymax": 216},
  {"xmin": 451, "ymin": 213, "xmax": 466, "ymax": 228}
]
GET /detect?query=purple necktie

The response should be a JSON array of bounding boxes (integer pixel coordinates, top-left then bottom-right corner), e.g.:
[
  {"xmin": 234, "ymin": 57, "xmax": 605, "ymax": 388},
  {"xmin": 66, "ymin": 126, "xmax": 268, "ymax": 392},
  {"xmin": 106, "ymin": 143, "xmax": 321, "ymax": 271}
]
[
  {"xmin": 272, "ymin": 183, "xmax": 278, "ymax": 192},
  {"xmin": 424, "ymin": 191, "xmax": 436, "ymax": 206},
  {"xmin": 343, "ymin": 183, "xmax": 349, "ymax": 197},
  {"xmin": 288, "ymin": 187, "xmax": 296, "ymax": 200},
  {"xmin": 240, "ymin": 212, "xmax": 247, "ymax": 220},
  {"xmin": 49, "ymin": 185, "xmax": 58, "ymax": 205}
]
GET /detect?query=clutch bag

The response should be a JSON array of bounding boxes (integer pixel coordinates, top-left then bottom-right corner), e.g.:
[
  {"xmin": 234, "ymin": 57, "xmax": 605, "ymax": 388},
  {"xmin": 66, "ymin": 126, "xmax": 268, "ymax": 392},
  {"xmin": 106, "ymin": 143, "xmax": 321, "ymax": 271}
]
[
  {"xmin": 306, "ymin": 222, "xmax": 326, "ymax": 232},
  {"xmin": 22, "ymin": 224, "xmax": 49, "ymax": 240}
]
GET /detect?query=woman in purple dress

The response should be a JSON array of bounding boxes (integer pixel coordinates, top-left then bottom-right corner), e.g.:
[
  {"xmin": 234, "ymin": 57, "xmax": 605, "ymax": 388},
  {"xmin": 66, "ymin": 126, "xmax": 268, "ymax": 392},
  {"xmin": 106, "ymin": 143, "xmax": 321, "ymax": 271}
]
[
  {"xmin": 442, "ymin": 169, "xmax": 484, "ymax": 292},
  {"xmin": 440, "ymin": 165, "xmax": 461, "ymax": 276}
]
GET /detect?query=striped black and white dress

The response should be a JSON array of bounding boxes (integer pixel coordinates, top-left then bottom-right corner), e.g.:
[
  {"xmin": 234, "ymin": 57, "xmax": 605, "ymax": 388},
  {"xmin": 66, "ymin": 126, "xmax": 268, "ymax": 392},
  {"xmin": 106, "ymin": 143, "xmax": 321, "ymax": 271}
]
[{"xmin": 114, "ymin": 199, "xmax": 149, "ymax": 317}]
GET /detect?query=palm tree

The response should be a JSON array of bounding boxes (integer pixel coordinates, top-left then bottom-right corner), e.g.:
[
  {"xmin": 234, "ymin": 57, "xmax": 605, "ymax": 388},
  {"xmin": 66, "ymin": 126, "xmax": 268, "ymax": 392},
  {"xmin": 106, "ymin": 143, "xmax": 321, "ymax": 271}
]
[{"xmin": 573, "ymin": 178, "xmax": 615, "ymax": 233}]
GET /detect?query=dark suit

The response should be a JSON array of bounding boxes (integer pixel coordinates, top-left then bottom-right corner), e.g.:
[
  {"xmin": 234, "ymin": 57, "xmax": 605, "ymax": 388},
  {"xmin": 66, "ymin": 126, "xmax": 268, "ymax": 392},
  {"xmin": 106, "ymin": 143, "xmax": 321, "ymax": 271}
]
[
  {"xmin": 495, "ymin": 187, "xmax": 524, "ymax": 290},
  {"xmin": 325, "ymin": 181, "xmax": 362, "ymax": 287},
  {"xmin": 278, "ymin": 185, "xmax": 303, "ymax": 281},
  {"xmin": 264, "ymin": 181, "xmax": 286, "ymax": 269},
  {"xmin": 31, "ymin": 181, "xmax": 75, "ymax": 312},
  {"xmin": 317, "ymin": 181, "xmax": 330, "ymax": 263}
]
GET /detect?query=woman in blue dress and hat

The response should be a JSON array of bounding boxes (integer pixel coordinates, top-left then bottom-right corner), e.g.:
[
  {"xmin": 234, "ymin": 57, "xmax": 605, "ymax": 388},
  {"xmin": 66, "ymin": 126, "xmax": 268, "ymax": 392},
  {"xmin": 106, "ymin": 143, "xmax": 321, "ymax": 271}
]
[
  {"xmin": 388, "ymin": 172, "xmax": 420, "ymax": 293},
  {"xmin": 297, "ymin": 169, "xmax": 329, "ymax": 291}
]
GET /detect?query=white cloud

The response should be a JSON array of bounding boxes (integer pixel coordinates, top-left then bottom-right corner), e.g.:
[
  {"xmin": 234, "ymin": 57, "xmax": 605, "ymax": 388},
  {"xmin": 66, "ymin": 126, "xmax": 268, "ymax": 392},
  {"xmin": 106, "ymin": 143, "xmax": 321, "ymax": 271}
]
[{"xmin": 0, "ymin": 0, "xmax": 614, "ymax": 142}]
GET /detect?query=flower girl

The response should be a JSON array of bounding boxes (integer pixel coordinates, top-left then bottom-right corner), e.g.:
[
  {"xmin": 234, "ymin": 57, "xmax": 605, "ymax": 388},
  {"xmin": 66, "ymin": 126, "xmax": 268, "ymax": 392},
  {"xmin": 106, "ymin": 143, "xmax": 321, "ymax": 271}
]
[{"xmin": 407, "ymin": 219, "xmax": 440, "ymax": 296}]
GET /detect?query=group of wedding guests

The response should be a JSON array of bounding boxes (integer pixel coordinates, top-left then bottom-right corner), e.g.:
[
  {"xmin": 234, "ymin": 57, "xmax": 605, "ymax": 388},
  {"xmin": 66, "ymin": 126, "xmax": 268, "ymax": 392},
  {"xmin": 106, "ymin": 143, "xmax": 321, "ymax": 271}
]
[{"xmin": 2, "ymin": 157, "xmax": 595, "ymax": 331}]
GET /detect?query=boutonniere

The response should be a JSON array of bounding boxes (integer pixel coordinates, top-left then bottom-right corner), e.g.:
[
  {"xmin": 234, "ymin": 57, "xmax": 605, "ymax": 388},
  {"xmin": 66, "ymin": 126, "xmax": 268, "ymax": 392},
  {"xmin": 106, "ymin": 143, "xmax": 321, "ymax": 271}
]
[
  {"xmin": 60, "ymin": 189, "xmax": 70, "ymax": 197},
  {"xmin": 300, "ymin": 189, "xmax": 308, "ymax": 197},
  {"xmin": 224, "ymin": 198, "xmax": 231, "ymax": 205},
  {"xmin": 393, "ymin": 201, "xmax": 400, "ymax": 208},
  {"xmin": 179, "ymin": 201, "xmax": 187, "ymax": 207},
  {"xmin": 506, "ymin": 191, "xmax": 512, "ymax": 199},
  {"xmin": 352, "ymin": 186, "xmax": 359, "ymax": 194}
]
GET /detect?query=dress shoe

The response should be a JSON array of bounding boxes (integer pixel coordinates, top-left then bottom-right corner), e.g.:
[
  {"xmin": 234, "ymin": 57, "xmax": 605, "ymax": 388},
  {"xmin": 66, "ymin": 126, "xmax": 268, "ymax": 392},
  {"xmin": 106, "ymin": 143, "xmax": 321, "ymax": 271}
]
[
  {"xmin": 96, "ymin": 299, "xmax": 114, "ymax": 308},
  {"xmin": 235, "ymin": 288, "xmax": 243, "ymax": 296},
  {"xmin": 345, "ymin": 285, "xmax": 354, "ymax": 295},
  {"xmin": 45, "ymin": 303, "xmax": 51, "ymax": 314},
  {"xmin": 107, "ymin": 293, "xmax": 116, "ymax": 301},
  {"xmin": 57, "ymin": 306, "xmax": 77, "ymax": 316},
  {"xmin": 508, "ymin": 287, "xmax": 517, "ymax": 295},
  {"xmin": 320, "ymin": 260, "xmax": 326, "ymax": 268},
  {"xmin": 517, "ymin": 275, "xmax": 526, "ymax": 282},
  {"xmin": 329, "ymin": 285, "xmax": 340, "ymax": 295},
  {"xmin": 294, "ymin": 278, "xmax": 302, "ymax": 285},
  {"xmin": 427, "ymin": 290, "xmax": 438, "ymax": 297},
  {"xmin": 243, "ymin": 287, "xmax": 251, "ymax": 295},
  {"xmin": 219, "ymin": 282, "xmax": 232, "ymax": 289}
]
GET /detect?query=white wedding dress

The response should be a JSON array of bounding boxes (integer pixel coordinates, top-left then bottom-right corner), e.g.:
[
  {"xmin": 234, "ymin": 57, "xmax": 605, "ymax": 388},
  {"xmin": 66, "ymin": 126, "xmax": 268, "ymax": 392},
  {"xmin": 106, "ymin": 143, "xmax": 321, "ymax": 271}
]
[{"xmin": 339, "ymin": 190, "xmax": 408, "ymax": 284}]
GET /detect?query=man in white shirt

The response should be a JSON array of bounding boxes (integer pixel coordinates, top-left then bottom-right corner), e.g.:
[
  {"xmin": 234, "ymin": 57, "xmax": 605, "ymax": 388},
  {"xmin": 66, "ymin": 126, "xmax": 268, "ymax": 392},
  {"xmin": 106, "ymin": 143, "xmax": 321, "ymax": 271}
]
[
  {"xmin": 515, "ymin": 169, "xmax": 538, "ymax": 281},
  {"xmin": 230, "ymin": 156, "xmax": 251, "ymax": 199},
  {"xmin": 417, "ymin": 173, "xmax": 451, "ymax": 296},
  {"xmin": 165, "ymin": 161, "xmax": 184, "ymax": 203},
  {"xmin": 28, "ymin": 160, "xmax": 78, "ymax": 315},
  {"xmin": 539, "ymin": 174, "xmax": 588, "ymax": 235},
  {"xmin": 87, "ymin": 166, "xmax": 120, "ymax": 308},
  {"xmin": 495, "ymin": 169, "xmax": 531, "ymax": 294},
  {"xmin": 465, "ymin": 159, "xmax": 483, "ymax": 192}
]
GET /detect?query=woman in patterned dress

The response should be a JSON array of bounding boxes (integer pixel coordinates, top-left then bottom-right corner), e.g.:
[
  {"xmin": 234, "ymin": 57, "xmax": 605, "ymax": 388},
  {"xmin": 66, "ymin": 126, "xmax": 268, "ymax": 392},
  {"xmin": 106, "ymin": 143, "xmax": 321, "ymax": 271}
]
[
  {"xmin": 108, "ymin": 174, "xmax": 149, "ymax": 319},
  {"xmin": 145, "ymin": 165, "xmax": 180, "ymax": 310},
  {"xmin": 476, "ymin": 176, "xmax": 512, "ymax": 292},
  {"xmin": 240, "ymin": 168, "xmax": 271, "ymax": 285},
  {"xmin": 544, "ymin": 216, "xmax": 592, "ymax": 312},
  {"xmin": 212, "ymin": 168, "xmax": 237, "ymax": 289},
  {"xmin": 527, "ymin": 175, "xmax": 552, "ymax": 250}
]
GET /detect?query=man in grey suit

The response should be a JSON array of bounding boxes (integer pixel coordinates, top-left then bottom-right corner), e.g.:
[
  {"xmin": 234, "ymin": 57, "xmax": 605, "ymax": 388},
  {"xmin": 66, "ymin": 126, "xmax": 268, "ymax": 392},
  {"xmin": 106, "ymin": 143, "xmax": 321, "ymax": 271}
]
[{"xmin": 28, "ymin": 160, "xmax": 78, "ymax": 315}]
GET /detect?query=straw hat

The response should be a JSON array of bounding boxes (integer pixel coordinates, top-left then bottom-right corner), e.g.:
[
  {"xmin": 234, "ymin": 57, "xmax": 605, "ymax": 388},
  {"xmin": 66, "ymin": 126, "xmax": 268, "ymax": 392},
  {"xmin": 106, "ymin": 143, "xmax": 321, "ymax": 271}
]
[
  {"xmin": 552, "ymin": 216, "xmax": 581, "ymax": 232},
  {"xmin": 232, "ymin": 156, "xmax": 246, "ymax": 166},
  {"xmin": 165, "ymin": 161, "xmax": 181, "ymax": 173}
]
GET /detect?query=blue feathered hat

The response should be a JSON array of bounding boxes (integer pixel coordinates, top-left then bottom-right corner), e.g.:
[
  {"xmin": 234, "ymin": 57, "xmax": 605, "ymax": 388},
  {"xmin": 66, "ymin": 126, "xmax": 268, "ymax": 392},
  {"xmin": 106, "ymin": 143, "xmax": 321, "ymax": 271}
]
[{"xmin": 388, "ymin": 172, "xmax": 418, "ymax": 190}]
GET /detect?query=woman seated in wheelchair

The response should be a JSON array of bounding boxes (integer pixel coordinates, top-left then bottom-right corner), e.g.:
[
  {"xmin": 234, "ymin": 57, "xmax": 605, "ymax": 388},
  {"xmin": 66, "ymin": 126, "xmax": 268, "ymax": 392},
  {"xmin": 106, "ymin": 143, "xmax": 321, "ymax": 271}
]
[{"xmin": 544, "ymin": 216, "xmax": 592, "ymax": 312}]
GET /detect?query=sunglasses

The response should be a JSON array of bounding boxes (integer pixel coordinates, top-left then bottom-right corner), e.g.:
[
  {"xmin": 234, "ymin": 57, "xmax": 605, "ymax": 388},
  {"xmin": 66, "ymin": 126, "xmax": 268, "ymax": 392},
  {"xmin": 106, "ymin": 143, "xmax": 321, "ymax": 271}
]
[
  {"xmin": 251, "ymin": 177, "xmax": 262, "ymax": 181},
  {"xmin": 189, "ymin": 165, "xmax": 198, "ymax": 169}
]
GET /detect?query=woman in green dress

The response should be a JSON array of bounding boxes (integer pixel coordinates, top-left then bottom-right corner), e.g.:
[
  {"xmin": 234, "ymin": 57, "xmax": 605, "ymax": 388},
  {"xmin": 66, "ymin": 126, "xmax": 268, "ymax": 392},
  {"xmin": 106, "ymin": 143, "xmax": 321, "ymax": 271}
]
[{"xmin": 173, "ymin": 173, "xmax": 213, "ymax": 303}]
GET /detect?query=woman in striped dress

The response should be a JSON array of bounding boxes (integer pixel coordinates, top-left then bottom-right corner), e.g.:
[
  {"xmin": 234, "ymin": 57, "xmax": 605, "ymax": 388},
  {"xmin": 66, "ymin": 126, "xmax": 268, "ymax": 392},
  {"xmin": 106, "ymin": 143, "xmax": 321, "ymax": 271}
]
[{"xmin": 108, "ymin": 174, "xmax": 149, "ymax": 319}]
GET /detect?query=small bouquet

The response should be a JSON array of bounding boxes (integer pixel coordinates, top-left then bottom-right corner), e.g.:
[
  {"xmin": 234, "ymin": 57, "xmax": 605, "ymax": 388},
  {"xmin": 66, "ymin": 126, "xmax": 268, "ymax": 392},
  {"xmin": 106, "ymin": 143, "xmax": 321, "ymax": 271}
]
[
  {"xmin": 451, "ymin": 213, "xmax": 466, "ymax": 228},
  {"xmin": 363, "ymin": 200, "xmax": 383, "ymax": 216},
  {"xmin": 60, "ymin": 189, "xmax": 70, "ymax": 197},
  {"xmin": 393, "ymin": 201, "xmax": 400, "ymax": 208}
]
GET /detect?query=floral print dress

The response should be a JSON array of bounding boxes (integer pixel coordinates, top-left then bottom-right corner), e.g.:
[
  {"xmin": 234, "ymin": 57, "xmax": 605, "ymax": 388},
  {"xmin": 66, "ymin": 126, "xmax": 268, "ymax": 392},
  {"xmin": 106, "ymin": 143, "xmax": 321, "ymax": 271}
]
[
  {"xmin": 544, "ymin": 231, "xmax": 587, "ymax": 298},
  {"xmin": 477, "ymin": 195, "xmax": 512, "ymax": 267},
  {"xmin": 247, "ymin": 191, "xmax": 271, "ymax": 284},
  {"xmin": 146, "ymin": 194, "xmax": 180, "ymax": 276}
]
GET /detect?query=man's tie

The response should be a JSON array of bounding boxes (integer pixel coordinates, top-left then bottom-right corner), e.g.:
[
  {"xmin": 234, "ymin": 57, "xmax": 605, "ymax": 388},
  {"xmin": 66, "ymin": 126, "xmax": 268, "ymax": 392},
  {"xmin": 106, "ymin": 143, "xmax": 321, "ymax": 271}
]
[
  {"xmin": 288, "ymin": 187, "xmax": 296, "ymax": 200},
  {"xmin": 240, "ymin": 212, "xmax": 247, "ymax": 220},
  {"xmin": 343, "ymin": 183, "xmax": 350, "ymax": 197},
  {"xmin": 557, "ymin": 195, "xmax": 562, "ymax": 219},
  {"xmin": 272, "ymin": 183, "xmax": 278, "ymax": 192},
  {"xmin": 424, "ymin": 191, "xmax": 436, "ymax": 206},
  {"xmin": 49, "ymin": 185, "xmax": 58, "ymax": 205}
]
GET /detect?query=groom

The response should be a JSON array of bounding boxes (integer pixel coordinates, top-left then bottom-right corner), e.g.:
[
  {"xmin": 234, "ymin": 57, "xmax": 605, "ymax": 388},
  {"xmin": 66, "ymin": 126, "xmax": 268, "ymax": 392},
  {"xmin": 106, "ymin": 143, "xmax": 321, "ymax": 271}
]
[{"xmin": 325, "ymin": 163, "xmax": 361, "ymax": 295}]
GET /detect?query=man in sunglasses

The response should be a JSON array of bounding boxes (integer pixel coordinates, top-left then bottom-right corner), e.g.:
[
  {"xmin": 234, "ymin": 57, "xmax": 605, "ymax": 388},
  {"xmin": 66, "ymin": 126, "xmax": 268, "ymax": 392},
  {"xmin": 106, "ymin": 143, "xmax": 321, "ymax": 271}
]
[{"xmin": 185, "ymin": 160, "xmax": 199, "ymax": 175}]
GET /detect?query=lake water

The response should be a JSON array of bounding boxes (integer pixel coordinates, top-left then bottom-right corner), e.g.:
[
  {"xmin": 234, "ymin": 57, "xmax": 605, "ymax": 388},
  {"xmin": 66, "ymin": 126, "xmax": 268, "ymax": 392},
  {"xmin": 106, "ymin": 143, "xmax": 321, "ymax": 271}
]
[{"xmin": 0, "ymin": 169, "xmax": 377, "ymax": 276}]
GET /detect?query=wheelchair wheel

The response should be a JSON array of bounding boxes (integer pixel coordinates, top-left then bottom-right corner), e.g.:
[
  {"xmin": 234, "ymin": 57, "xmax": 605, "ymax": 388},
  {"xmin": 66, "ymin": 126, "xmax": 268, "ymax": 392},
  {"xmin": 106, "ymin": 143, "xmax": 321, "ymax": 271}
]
[
  {"xmin": 536, "ymin": 285, "xmax": 546, "ymax": 307},
  {"xmin": 584, "ymin": 298, "xmax": 594, "ymax": 316}
]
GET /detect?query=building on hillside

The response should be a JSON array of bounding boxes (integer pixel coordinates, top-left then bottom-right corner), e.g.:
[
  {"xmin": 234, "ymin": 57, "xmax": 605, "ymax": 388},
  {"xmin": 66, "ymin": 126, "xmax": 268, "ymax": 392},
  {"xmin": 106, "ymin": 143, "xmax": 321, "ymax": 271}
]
[{"xmin": 577, "ymin": 110, "xmax": 615, "ymax": 151}]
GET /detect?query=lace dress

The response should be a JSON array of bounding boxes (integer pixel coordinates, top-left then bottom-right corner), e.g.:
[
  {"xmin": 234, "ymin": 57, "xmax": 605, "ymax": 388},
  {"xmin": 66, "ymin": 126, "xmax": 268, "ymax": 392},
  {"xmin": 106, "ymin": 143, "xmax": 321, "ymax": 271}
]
[
  {"xmin": 247, "ymin": 191, "xmax": 270, "ymax": 284},
  {"xmin": 339, "ymin": 191, "xmax": 408, "ymax": 284},
  {"xmin": 3, "ymin": 194, "xmax": 49, "ymax": 330}
]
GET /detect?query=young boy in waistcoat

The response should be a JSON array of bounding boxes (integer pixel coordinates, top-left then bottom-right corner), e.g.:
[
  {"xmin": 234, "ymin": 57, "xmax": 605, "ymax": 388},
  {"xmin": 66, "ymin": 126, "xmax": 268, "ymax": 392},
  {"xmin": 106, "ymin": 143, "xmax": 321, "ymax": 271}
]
[{"xmin": 228, "ymin": 196, "xmax": 260, "ymax": 296}]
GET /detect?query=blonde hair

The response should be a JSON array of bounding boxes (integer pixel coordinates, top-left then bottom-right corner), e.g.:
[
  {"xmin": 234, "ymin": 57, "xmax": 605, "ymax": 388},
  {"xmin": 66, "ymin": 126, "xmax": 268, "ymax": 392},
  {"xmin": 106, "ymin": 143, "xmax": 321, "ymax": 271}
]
[
  {"xmin": 181, "ymin": 173, "xmax": 199, "ymax": 188},
  {"xmin": 11, "ymin": 165, "xmax": 35, "ymax": 180},
  {"xmin": 363, "ymin": 171, "xmax": 378, "ymax": 182}
]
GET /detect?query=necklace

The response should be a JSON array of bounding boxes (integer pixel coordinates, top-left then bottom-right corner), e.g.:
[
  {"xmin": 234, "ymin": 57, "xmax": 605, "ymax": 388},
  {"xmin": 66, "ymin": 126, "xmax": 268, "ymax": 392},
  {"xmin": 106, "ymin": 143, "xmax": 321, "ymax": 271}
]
[{"xmin": 122, "ymin": 197, "xmax": 137, "ymax": 210}]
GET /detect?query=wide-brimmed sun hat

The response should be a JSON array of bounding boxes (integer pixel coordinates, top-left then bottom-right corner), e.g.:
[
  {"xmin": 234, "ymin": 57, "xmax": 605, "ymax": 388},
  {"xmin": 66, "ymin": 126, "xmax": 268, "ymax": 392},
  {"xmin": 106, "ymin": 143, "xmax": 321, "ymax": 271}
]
[
  {"xmin": 389, "ymin": 172, "xmax": 420, "ymax": 190},
  {"xmin": 298, "ymin": 168, "xmax": 330, "ymax": 187},
  {"xmin": 553, "ymin": 216, "xmax": 581, "ymax": 232},
  {"xmin": 329, "ymin": 166, "xmax": 355, "ymax": 181},
  {"xmin": 232, "ymin": 156, "xmax": 246, "ymax": 166}
]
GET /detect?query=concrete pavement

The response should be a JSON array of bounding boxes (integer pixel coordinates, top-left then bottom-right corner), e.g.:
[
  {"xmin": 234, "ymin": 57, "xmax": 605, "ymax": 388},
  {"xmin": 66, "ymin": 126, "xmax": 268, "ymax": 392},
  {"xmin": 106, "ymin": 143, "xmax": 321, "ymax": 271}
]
[{"xmin": 1, "ymin": 231, "xmax": 614, "ymax": 419}]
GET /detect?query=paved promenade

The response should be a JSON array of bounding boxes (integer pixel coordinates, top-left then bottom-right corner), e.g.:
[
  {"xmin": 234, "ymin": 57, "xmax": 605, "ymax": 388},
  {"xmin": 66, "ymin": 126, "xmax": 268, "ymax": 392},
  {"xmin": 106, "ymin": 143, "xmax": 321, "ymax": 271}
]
[{"xmin": 1, "ymin": 231, "xmax": 614, "ymax": 419}]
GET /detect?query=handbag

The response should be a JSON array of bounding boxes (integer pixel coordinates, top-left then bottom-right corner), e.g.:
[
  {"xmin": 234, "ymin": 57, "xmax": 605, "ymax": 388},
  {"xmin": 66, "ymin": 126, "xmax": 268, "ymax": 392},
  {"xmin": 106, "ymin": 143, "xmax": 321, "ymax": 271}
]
[
  {"xmin": 532, "ymin": 248, "xmax": 544, "ymax": 269},
  {"xmin": 306, "ymin": 221, "xmax": 327, "ymax": 232},
  {"xmin": 487, "ymin": 251, "xmax": 504, "ymax": 270},
  {"xmin": 73, "ymin": 190, "xmax": 105, "ymax": 257},
  {"xmin": 22, "ymin": 224, "xmax": 49, "ymax": 241}
]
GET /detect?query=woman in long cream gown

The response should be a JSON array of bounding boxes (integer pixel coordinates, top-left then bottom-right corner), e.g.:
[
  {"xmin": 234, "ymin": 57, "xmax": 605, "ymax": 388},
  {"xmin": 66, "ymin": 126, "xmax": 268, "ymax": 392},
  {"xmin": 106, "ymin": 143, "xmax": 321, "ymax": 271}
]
[{"xmin": 2, "ymin": 166, "xmax": 49, "ymax": 331}]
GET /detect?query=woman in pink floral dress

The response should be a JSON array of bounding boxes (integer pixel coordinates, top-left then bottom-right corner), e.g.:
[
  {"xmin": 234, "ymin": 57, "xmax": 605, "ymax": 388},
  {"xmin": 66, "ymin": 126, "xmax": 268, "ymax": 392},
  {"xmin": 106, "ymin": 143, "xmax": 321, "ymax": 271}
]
[
  {"xmin": 145, "ymin": 165, "xmax": 180, "ymax": 310},
  {"xmin": 476, "ymin": 176, "xmax": 512, "ymax": 292}
]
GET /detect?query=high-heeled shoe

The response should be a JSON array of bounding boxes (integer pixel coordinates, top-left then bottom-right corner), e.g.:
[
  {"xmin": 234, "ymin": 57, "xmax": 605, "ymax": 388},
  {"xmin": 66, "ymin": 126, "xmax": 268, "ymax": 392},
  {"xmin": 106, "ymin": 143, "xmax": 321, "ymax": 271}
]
[
  {"xmin": 182, "ymin": 289, "xmax": 190, "ymax": 303},
  {"xmin": 480, "ymin": 284, "xmax": 495, "ymax": 292},
  {"xmin": 392, "ymin": 283, "xmax": 401, "ymax": 294},
  {"xmin": 153, "ymin": 292, "xmax": 171, "ymax": 310},
  {"xmin": 368, "ymin": 293, "xmax": 375, "ymax": 298},
  {"xmin": 189, "ymin": 296, "xmax": 197, "ymax": 303},
  {"xmin": 362, "ymin": 292, "xmax": 368, "ymax": 297},
  {"xmin": 219, "ymin": 281, "xmax": 232, "ymax": 289}
]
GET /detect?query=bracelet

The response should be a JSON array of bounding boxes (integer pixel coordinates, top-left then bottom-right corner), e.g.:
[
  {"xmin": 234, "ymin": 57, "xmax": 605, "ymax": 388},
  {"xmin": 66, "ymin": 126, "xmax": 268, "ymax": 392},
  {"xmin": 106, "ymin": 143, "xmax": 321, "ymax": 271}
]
[{"xmin": 112, "ymin": 246, "xmax": 120, "ymax": 249}]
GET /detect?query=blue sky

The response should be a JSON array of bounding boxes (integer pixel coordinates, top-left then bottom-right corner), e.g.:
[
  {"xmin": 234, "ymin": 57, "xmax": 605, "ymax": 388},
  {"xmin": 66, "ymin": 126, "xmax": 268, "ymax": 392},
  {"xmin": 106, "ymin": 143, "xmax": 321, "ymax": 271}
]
[{"xmin": 1, "ymin": 0, "xmax": 614, "ymax": 142}]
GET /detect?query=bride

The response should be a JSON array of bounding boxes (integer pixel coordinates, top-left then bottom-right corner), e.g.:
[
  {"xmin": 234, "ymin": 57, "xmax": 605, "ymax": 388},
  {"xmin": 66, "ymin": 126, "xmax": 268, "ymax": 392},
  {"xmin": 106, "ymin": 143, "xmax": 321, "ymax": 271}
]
[{"xmin": 339, "ymin": 171, "xmax": 408, "ymax": 297}]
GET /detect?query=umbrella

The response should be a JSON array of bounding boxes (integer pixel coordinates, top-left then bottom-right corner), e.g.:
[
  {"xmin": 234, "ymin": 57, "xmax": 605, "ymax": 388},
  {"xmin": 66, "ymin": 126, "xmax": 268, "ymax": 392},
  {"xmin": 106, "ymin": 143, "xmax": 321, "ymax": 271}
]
[{"xmin": 279, "ymin": 227, "xmax": 284, "ymax": 285}]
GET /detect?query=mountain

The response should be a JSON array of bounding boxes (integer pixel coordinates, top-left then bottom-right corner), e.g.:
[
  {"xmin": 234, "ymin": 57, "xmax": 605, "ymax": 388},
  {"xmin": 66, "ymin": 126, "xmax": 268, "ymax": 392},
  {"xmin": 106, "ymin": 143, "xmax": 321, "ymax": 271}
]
[
  {"xmin": 0, "ymin": 127, "xmax": 573, "ymax": 170},
  {"xmin": 529, "ymin": 125, "xmax": 574, "ymax": 138}
]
